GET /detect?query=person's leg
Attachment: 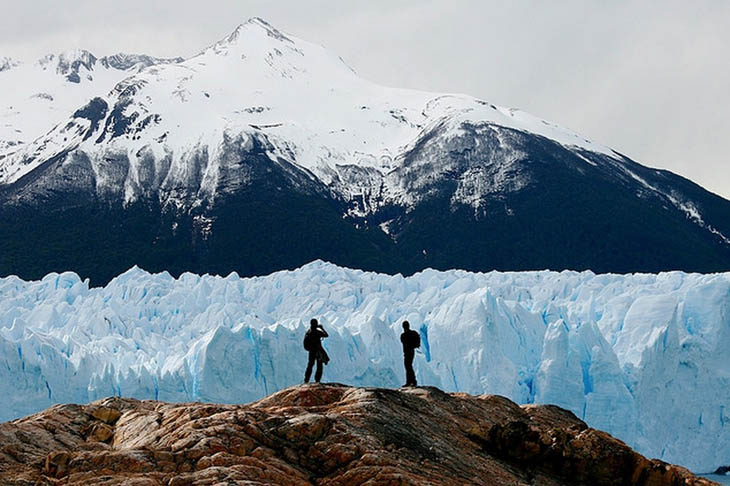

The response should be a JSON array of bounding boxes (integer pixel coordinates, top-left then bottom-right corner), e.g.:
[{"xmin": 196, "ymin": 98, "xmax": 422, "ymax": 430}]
[
  {"xmin": 315, "ymin": 359, "xmax": 323, "ymax": 382},
  {"xmin": 304, "ymin": 352, "xmax": 316, "ymax": 383},
  {"xmin": 404, "ymin": 351, "xmax": 416, "ymax": 386},
  {"xmin": 409, "ymin": 364, "xmax": 417, "ymax": 387}
]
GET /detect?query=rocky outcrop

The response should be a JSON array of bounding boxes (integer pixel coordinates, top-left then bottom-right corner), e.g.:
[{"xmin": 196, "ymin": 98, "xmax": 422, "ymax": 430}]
[{"xmin": 0, "ymin": 384, "xmax": 716, "ymax": 485}]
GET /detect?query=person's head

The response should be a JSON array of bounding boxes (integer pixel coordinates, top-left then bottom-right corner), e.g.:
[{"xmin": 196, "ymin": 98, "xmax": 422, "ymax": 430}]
[
  {"xmin": 402, "ymin": 320, "xmax": 410, "ymax": 330},
  {"xmin": 310, "ymin": 318, "xmax": 319, "ymax": 329}
]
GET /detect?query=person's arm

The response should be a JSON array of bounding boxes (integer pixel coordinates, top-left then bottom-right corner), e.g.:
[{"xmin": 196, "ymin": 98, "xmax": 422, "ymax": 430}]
[{"xmin": 319, "ymin": 326, "xmax": 329, "ymax": 338}]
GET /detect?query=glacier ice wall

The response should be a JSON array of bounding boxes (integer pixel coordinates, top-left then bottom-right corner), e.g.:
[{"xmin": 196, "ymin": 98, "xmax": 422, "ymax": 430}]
[{"xmin": 0, "ymin": 261, "xmax": 728, "ymax": 471}]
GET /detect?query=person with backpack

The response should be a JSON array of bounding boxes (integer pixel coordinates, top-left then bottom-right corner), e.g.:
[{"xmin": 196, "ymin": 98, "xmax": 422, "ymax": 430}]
[
  {"xmin": 400, "ymin": 320, "xmax": 420, "ymax": 387},
  {"xmin": 303, "ymin": 318, "xmax": 329, "ymax": 383}
]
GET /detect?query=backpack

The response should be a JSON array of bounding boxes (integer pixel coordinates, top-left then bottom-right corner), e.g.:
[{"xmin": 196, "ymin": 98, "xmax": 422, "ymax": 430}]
[
  {"xmin": 303, "ymin": 330, "xmax": 316, "ymax": 352},
  {"xmin": 407, "ymin": 330, "xmax": 421, "ymax": 349}
]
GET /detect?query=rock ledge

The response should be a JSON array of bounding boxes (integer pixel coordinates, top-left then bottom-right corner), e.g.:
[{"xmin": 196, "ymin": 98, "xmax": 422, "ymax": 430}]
[{"xmin": 0, "ymin": 384, "xmax": 717, "ymax": 485}]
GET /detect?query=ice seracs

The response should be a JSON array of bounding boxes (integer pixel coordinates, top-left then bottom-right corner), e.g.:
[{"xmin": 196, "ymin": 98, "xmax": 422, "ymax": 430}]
[{"xmin": 0, "ymin": 261, "xmax": 728, "ymax": 473}]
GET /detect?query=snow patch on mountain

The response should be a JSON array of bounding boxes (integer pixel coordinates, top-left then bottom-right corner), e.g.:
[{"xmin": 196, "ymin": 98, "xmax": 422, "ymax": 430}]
[
  {"xmin": 0, "ymin": 57, "xmax": 20, "ymax": 72},
  {"xmin": 0, "ymin": 49, "xmax": 182, "ymax": 164},
  {"xmin": 620, "ymin": 165, "xmax": 730, "ymax": 244},
  {"xmin": 667, "ymin": 193, "xmax": 730, "ymax": 245},
  {"xmin": 0, "ymin": 261, "xmax": 728, "ymax": 472}
]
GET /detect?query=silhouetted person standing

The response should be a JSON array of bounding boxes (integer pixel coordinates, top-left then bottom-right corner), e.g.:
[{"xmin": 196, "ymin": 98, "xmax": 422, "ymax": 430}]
[
  {"xmin": 400, "ymin": 320, "xmax": 420, "ymax": 387},
  {"xmin": 303, "ymin": 318, "xmax": 329, "ymax": 383}
]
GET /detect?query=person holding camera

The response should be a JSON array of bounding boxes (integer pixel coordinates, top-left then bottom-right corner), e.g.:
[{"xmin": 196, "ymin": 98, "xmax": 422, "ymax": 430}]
[{"xmin": 303, "ymin": 318, "xmax": 330, "ymax": 383}]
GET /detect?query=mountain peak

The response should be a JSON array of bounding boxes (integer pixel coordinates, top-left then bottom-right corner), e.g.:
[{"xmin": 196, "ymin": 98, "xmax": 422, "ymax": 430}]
[
  {"xmin": 242, "ymin": 16, "xmax": 293, "ymax": 42},
  {"xmin": 37, "ymin": 49, "xmax": 97, "ymax": 78},
  {"xmin": 34, "ymin": 50, "xmax": 184, "ymax": 75},
  {"xmin": 98, "ymin": 52, "xmax": 184, "ymax": 71},
  {"xmin": 190, "ymin": 17, "xmax": 356, "ymax": 85},
  {"xmin": 209, "ymin": 17, "xmax": 296, "ymax": 54},
  {"xmin": 245, "ymin": 16, "xmax": 286, "ymax": 32}
]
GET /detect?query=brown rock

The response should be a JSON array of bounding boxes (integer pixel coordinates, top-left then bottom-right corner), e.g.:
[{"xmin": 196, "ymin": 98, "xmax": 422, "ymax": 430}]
[
  {"xmin": 90, "ymin": 406, "xmax": 122, "ymax": 425},
  {"xmin": 88, "ymin": 422, "xmax": 114, "ymax": 443},
  {"xmin": 44, "ymin": 450, "xmax": 71, "ymax": 478},
  {"xmin": 89, "ymin": 399, "xmax": 122, "ymax": 425},
  {"xmin": 0, "ymin": 384, "xmax": 719, "ymax": 485},
  {"xmin": 229, "ymin": 436, "xmax": 255, "ymax": 456}
]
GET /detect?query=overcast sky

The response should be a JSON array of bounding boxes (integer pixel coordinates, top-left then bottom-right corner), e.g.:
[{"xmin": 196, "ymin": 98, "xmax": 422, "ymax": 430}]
[{"xmin": 2, "ymin": 1, "xmax": 729, "ymax": 198}]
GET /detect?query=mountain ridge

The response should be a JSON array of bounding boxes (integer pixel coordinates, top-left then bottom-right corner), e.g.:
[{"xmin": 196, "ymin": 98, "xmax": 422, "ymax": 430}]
[{"xmin": 0, "ymin": 47, "xmax": 182, "ymax": 164}]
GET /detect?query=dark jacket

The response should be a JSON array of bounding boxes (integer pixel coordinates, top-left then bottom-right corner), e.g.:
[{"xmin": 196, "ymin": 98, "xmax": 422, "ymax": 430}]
[
  {"xmin": 306, "ymin": 327, "xmax": 328, "ymax": 349},
  {"xmin": 305, "ymin": 327, "xmax": 329, "ymax": 364},
  {"xmin": 400, "ymin": 329, "xmax": 420, "ymax": 352}
]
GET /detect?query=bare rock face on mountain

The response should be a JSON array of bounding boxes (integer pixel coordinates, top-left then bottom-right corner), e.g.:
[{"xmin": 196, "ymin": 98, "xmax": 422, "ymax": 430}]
[{"xmin": 0, "ymin": 384, "xmax": 715, "ymax": 486}]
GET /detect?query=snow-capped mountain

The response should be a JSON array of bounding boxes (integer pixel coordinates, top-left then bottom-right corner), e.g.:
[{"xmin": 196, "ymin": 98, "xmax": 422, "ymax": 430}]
[
  {"xmin": 1, "ymin": 261, "xmax": 728, "ymax": 472},
  {"xmin": 0, "ymin": 49, "xmax": 182, "ymax": 162},
  {"xmin": 1, "ymin": 18, "xmax": 730, "ymax": 284},
  {"xmin": 0, "ymin": 19, "xmax": 615, "ymax": 198}
]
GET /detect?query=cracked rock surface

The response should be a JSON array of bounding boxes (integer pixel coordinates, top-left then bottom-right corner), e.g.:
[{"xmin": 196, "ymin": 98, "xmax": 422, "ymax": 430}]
[{"xmin": 0, "ymin": 384, "xmax": 717, "ymax": 485}]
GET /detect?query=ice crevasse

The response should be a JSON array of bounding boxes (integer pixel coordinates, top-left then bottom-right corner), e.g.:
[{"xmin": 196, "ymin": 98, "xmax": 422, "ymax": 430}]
[{"xmin": 0, "ymin": 260, "xmax": 728, "ymax": 472}]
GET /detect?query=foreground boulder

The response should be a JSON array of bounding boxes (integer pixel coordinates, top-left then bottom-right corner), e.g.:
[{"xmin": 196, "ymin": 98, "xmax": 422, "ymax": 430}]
[{"xmin": 0, "ymin": 384, "xmax": 716, "ymax": 485}]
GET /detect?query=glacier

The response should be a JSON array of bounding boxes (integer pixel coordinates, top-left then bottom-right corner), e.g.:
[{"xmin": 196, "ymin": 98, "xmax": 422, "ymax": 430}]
[{"xmin": 0, "ymin": 260, "xmax": 728, "ymax": 472}]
